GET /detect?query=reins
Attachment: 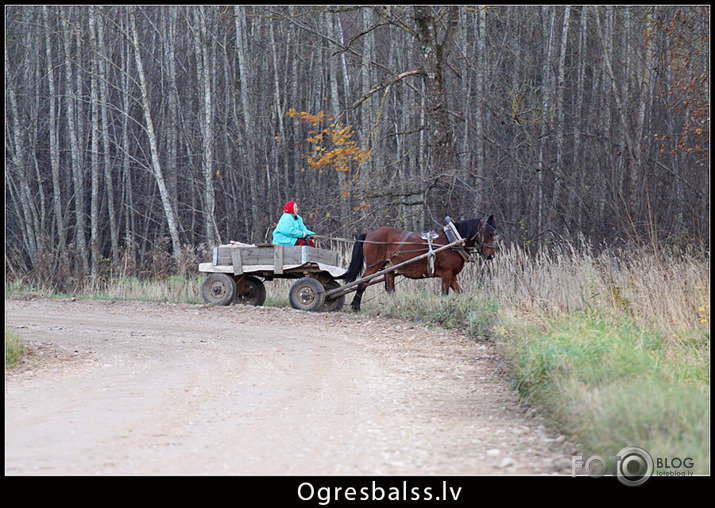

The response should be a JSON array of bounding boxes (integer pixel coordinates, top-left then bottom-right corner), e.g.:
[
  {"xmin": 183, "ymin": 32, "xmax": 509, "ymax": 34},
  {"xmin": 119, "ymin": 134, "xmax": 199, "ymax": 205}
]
[{"xmin": 313, "ymin": 235, "xmax": 440, "ymax": 246}]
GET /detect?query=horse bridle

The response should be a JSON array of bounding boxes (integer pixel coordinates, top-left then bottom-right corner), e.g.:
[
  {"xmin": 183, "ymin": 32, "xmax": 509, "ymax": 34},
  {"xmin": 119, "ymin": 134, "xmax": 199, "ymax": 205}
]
[{"xmin": 467, "ymin": 218, "xmax": 498, "ymax": 258}]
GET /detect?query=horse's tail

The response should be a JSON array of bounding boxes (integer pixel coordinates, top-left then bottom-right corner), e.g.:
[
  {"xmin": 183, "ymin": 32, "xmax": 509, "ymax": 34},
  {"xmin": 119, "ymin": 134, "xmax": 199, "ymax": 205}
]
[{"xmin": 340, "ymin": 233, "xmax": 366, "ymax": 282}]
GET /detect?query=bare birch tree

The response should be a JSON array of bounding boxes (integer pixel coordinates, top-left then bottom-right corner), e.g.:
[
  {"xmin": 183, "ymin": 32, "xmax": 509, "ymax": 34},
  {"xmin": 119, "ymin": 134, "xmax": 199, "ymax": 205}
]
[{"xmin": 129, "ymin": 8, "xmax": 183, "ymax": 262}]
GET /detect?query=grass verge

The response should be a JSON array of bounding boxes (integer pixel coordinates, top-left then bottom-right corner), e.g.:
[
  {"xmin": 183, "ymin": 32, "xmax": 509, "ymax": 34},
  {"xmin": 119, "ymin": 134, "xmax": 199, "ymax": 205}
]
[
  {"xmin": 364, "ymin": 289, "xmax": 499, "ymax": 339},
  {"xmin": 495, "ymin": 308, "xmax": 709, "ymax": 475},
  {"xmin": 5, "ymin": 325, "xmax": 27, "ymax": 368}
]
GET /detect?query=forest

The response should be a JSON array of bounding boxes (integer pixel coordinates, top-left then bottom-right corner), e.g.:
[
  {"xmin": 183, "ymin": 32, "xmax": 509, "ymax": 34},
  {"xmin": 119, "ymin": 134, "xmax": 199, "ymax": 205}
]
[{"xmin": 5, "ymin": 5, "xmax": 710, "ymax": 286}]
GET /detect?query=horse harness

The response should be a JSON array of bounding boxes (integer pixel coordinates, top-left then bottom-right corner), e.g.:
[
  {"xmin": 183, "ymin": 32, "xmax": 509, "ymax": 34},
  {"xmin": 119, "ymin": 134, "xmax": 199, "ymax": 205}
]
[
  {"xmin": 420, "ymin": 230, "xmax": 440, "ymax": 275},
  {"xmin": 442, "ymin": 217, "xmax": 470, "ymax": 264},
  {"xmin": 362, "ymin": 217, "xmax": 495, "ymax": 274},
  {"xmin": 421, "ymin": 218, "xmax": 473, "ymax": 275},
  {"xmin": 372, "ymin": 229, "xmax": 441, "ymax": 276}
]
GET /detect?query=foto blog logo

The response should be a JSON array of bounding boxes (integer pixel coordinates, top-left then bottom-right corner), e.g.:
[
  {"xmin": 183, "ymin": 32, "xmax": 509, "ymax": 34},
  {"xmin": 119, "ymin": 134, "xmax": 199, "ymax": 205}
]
[{"xmin": 572, "ymin": 446, "xmax": 654, "ymax": 486}]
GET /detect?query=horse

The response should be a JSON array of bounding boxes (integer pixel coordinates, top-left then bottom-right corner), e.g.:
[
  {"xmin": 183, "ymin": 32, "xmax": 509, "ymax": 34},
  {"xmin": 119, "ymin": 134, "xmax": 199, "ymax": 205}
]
[{"xmin": 340, "ymin": 215, "xmax": 498, "ymax": 312}]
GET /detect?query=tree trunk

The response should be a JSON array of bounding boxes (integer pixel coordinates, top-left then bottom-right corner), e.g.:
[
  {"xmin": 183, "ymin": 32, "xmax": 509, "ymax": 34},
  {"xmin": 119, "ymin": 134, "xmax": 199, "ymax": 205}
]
[
  {"xmin": 328, "ymin": 14, "xmax": 351, "ymax": 232},
  {"xmin": 548, "ymin": 6, "xmax": 571, "ymax": 234},
  {"xmin": 89, "ymin": 8, "xmax": 101, "ymax": 278},
  {"xmin": 6, "ymin": 45, "xmax": 40, "ymax": 267},
  {"xmin": 120, "ymin": 11, "xmax": 137, "ymax": 269},
  {"xmin": 594, "ymin": 7, "xmax": 638, "ymax": 223},
  {"xmin": 164, "ymin": 7, "xmax": 180, "ymax": 227},
  {"xmin": 61, "ymin": 7, "xmax": 89, "ymax": 274},
  {"xmin": 414, "ymin": 6, "xmax": 459, "ymax": 220},
  {"xmin": 570, "ymin": 7, "xmax": 588, "ymax": 233},
  {"xmin": 536, "ymin": 6, "xmax": 556, "ymax": 242},
  {"xmin": 474, "ymin": 6, "xmax": 487, "ymax": 209},
  {"xmin": 43, "ymin": 6, "xmax": 69, "ymax": 273},
  {"xmin": 95, "ymin": 7, "xmax": 119, "ymax": 269},
  {"xmin": 129, "ymin": 8, "xmax": 183, "ymax": 263},
  {"xmin": 193, "ymin": 6, "xmax": 218, "ymax": 245},
  {"xmin": 234, "ymin": 6, "xmax": 261, "ymax": 240}
]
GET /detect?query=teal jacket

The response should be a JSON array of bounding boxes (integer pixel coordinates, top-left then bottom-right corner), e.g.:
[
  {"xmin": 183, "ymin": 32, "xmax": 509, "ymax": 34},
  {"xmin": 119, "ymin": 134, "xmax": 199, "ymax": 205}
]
[{"xmin": 272, "ymin": 213, "xmax": 315, "ymax": 246}]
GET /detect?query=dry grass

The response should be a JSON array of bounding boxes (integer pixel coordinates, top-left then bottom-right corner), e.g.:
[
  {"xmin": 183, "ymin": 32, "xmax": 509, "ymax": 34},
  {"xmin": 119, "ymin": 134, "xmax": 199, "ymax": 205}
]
[
  {"xmin": 480, "ymin": 242, "xmax": 710, "ymax": 333},
  {"xmin": 358, "ymin": 241, "xmax": 709, "ymax": 338}
]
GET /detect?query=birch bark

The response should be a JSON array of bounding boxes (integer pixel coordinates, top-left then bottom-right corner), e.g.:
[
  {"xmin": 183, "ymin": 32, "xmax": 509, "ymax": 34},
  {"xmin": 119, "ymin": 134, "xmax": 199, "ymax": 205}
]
[
  {"xmin": 61, "ymin": 6, "xmax": 89, "ymax": 273},
  {"xmin": 43, "ymin": 6, "xmax": 68, "ymax": 267},
  {"xmin": 129, "ymin": 8, "xmax": 183, "ymax": 262},
  {"xmin": 95, "ymin": 7, "xmax": 119, "ymax": 268}
]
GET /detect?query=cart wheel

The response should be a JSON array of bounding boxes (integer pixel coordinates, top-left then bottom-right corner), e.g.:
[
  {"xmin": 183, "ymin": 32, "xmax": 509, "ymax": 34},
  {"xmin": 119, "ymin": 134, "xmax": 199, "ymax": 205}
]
[
  {"xmin": 288, "ymin": 277, "xmax": 326, "ymax": 312},
  {"xmin": 234, "ymin": 275, "xmax": 267, "ymax": 306},
  {"xmin": 320, "ymin": 280, "xmax": 345, "ymax": 312},
  {"xmin": 201, "ymin": 273, "xmax": 236, "ymax": 306}
]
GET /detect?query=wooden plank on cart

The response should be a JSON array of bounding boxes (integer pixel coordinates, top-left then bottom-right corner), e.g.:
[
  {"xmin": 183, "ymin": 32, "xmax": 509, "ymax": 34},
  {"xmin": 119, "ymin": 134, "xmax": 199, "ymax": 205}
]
[
  {"xmin": 231, "ymin": 247, "xmax": 243, "ymax": 275},
  {"xmin": 214, "ymin": 245, "xmax": 339, "ymax": 272},
  {"xmin": 274, "ymin": 245, "xmax": 284, "ymax": 274}
]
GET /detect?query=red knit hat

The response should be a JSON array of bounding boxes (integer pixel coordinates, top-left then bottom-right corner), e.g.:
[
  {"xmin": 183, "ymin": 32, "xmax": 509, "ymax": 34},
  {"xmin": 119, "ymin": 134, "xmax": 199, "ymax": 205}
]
[{"xmin": 283, "ymin": 200, "xmax": 295, "ymax": 214}]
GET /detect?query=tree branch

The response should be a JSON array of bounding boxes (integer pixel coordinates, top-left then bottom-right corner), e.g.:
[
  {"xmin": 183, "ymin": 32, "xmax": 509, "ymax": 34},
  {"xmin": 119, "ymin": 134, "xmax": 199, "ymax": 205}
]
[{"xmin": 343, "ymin": 69, "xmax": 423, "ymax": 115}]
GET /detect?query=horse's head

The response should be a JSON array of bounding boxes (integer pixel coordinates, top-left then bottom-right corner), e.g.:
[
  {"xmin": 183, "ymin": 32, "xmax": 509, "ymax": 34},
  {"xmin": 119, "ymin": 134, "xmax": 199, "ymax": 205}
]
[{"xmin": 475, "ymin": 215, "xmax": 498, "ymax": 260}]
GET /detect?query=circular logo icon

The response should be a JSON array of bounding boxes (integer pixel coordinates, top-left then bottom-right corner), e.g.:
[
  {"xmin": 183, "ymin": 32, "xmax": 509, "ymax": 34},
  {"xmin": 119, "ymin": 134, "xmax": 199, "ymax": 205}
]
[{"xmin": 615, "ymin": 447, "xmax": 654, "ymax": 486}]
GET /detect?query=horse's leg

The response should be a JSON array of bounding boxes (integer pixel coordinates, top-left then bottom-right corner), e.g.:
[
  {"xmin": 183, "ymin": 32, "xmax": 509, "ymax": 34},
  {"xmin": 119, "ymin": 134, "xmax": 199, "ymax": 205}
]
[
  {"xmin": 384, "ymin": 271, "xmax": 396, "ymax": 294},
  {"xmin": 441, "ymin": 272, "xmax": 462, "ymax": 296},
  {"xmin": 441, "ymin": 275, "xmax": 451, "ymax": 296},
  {"xmin": 350, "ymin": 264, "xmax": 381, "ymax": 312},
  {"xmin": 450, "ymin": 276, "xmax": 462, "ymax": 294},
  {"xmin": 351, "ymin": 283, "xmax": 366, "ymax": 312}
]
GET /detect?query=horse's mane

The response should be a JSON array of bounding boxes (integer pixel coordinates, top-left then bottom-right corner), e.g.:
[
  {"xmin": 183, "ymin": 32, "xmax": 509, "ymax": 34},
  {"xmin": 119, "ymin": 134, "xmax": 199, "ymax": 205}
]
[{"xmin": 453, "ymin": 218, "xmax": 483, "ymax": 243}]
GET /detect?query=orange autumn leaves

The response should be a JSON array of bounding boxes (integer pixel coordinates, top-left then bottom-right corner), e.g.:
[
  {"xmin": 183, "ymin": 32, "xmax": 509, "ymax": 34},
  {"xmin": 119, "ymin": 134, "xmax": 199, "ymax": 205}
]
[{"xmin": 286, "ymin": 109, "xmax": 370, "ymax": 173}]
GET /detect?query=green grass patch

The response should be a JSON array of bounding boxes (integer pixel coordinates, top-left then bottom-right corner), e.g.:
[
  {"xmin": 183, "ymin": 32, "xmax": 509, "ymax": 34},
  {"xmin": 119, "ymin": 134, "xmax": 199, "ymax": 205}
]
[
  {"xmin": 496, "ymin": 310, "xmax": 710, "ymax": 474},
  {"xmin": 5, "ymin": 325, "xmax": 28, "ymax": 368}
]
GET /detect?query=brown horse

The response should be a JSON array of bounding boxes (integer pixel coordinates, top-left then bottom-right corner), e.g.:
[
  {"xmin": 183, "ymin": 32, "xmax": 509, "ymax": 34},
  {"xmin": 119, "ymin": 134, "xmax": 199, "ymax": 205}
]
[{"xmin": 340, "ymin": 216, "xmax": 497, "ymax": 311}]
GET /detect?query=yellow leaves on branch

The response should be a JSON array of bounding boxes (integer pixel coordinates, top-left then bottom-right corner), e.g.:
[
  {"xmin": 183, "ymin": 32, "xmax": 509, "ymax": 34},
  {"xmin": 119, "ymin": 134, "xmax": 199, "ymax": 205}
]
[
  {"xmin": 286, "ymin": 108, "xmax": 327, "ymax": 126},
  {"xmin": 286, "ymin": 108, "xmax": 370, "ymax": 172}
]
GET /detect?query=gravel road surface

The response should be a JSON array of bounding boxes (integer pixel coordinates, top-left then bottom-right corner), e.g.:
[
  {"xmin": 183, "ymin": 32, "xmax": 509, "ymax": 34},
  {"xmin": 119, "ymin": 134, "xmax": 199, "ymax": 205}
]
[{"xmin": 5, "ymin": 295, "xmax": 574, "ymax": 475}]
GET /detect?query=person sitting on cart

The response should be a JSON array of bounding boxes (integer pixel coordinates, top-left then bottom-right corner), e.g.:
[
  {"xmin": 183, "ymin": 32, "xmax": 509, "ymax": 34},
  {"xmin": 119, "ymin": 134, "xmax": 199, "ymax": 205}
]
[{"xmin": 272, "ymin": 200, "xmax": 316, "ymax": 247}]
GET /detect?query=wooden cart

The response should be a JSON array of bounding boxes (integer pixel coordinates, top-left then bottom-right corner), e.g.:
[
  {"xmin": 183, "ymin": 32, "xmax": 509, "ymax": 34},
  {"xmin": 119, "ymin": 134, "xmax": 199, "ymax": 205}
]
[{"xmin": 199, "ymin": 243, "xmax": 347, "ymax": 312}]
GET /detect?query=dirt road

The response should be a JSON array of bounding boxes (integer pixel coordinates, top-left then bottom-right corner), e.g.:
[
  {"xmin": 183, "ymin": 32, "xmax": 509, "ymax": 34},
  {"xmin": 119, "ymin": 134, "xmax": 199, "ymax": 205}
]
[{"xmin": 5, "ymin": 295, "xmax": 573, "ymax": 475}]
